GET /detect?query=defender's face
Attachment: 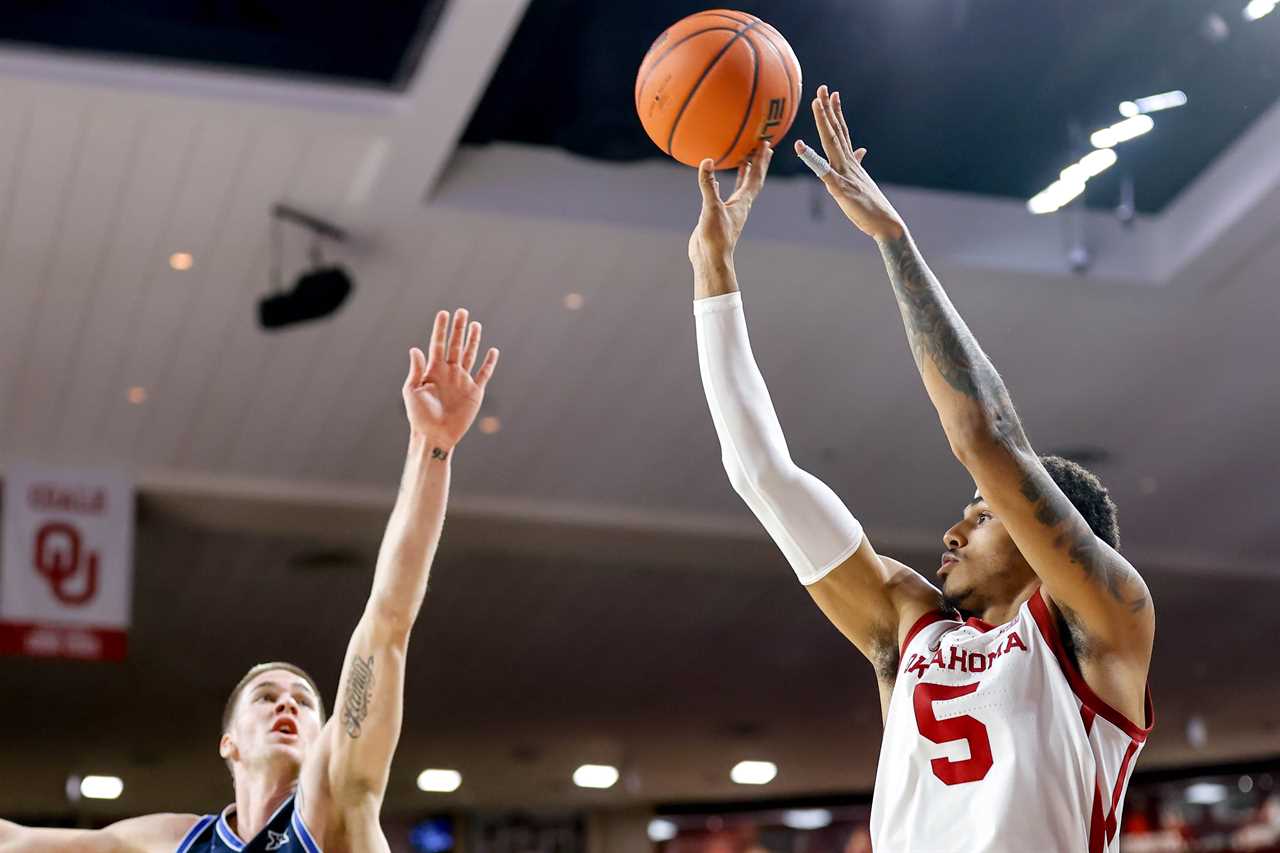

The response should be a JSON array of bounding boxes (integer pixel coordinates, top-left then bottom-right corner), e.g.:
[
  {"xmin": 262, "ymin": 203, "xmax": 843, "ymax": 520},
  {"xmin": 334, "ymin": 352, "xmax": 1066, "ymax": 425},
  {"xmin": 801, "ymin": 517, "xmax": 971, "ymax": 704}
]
[
  {"xmin": 221, "ymin": 669, "xmax": 324, "ymax": 774},
  {"xmin": 938, "ymin": 496, "xmax": 1025, "ymax": 612}
]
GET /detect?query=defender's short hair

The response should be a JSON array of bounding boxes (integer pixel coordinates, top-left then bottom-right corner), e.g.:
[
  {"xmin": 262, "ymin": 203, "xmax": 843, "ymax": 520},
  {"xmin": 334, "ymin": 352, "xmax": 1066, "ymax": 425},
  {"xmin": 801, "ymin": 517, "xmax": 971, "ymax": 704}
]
[
  {"xmin": 1039, "ymin": 455, "xmax": 1120, "ymax": 550},
  {"xmin": 222, "ymin": 662, "xmax": 326, "ymax": 733}
]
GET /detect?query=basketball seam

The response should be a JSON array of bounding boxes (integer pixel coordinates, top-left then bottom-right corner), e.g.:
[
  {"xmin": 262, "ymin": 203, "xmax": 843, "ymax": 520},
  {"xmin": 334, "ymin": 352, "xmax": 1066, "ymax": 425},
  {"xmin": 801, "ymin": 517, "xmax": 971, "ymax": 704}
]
[
  {"xmin": 749, "ymin": 29, "xmax": 800, "ymax": 130},
  {"xmin": 699, "ymin": 11, "xmax": 756, "ymax": 27},
  {"xmin": 635, "ymin": 27, "xmax": 741, "ymax": 112},
  {"xmin": 715, "ymin": 33, "xmax": 760, "ymax": 166},
  {"xmin": 666, "ymin": 20, "xmax": 764, "ymax": 158}
]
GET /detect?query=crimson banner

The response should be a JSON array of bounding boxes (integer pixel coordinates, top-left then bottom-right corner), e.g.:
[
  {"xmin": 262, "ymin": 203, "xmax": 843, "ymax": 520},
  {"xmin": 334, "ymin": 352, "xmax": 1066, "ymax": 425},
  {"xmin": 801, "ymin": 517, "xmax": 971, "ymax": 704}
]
[{"xmin": 1, "ymin": 464, "xmax": 134, "ymax": 661}]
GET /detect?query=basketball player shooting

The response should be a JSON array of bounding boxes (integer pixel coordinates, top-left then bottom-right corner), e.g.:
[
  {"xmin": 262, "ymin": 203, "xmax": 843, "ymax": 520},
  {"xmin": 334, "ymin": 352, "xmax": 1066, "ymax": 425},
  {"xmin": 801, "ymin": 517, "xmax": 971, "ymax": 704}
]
[
  {"xmin": 690, "ymin": 87, "xmax": 1154, "ymax": 852},
  {"xmin": 0, "ymin": 309, "xmax": 498, "ymax": 853}
]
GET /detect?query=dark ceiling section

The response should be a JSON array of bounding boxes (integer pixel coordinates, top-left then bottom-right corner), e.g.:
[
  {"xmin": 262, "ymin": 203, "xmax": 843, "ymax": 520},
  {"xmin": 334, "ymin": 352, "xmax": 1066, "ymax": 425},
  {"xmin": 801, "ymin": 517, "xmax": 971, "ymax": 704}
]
[
  {"xmin": 0, "ymin": 0, "xmax": 447, "ymax": 89},
  {"xmin": 462, "ymin": 0, "xmax": 1280, "ymax": 213}
]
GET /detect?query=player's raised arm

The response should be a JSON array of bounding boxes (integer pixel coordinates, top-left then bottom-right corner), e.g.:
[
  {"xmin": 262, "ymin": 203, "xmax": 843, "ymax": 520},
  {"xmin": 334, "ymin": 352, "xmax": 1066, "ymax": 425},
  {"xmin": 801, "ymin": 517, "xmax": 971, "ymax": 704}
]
[
  {"xmin": 796, "ymin": 85, "xmax": 1153, "ymax": 662},
  {"xmin": 299, "ymin": 310, "xmax": 499, "ymax": 844},
  {"xmin": 689, "ymin": 143, "xmax": 941, "ymax": 679}
]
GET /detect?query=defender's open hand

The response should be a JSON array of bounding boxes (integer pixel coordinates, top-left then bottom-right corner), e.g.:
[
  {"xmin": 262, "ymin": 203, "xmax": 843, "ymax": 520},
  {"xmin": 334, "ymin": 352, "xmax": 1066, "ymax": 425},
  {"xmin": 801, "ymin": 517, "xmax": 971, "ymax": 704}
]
[{"xmin": 404, "ymin": 309, "xmax": 499, "ymax": 450}]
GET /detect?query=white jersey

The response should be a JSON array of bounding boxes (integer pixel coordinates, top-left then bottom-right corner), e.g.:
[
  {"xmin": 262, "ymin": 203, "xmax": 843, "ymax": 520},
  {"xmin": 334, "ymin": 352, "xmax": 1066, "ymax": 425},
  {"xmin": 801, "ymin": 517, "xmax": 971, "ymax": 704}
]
[{"xmin": 870, "ymin": 588, "xmax": 1153, "ymax": 853}]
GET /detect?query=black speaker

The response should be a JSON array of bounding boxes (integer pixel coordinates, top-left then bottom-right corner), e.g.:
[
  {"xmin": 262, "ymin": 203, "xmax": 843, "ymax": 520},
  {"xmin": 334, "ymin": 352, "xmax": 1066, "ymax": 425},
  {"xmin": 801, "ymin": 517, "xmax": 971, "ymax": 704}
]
[{"xmin": 258, "ymin": 266, "xmax": 353, "ymax": 330}]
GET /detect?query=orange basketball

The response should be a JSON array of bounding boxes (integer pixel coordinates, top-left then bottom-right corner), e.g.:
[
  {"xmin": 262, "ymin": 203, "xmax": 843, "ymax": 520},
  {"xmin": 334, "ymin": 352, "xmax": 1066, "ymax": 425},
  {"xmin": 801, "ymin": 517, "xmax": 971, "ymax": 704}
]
[{"xmin": 635, "ymin": 9, "xmax": 802, "ymax": 169}]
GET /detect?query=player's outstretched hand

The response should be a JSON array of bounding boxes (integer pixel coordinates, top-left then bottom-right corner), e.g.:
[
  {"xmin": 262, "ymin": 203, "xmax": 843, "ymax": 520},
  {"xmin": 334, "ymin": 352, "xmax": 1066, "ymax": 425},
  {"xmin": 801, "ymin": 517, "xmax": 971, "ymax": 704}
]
[
  {"xmin": 795, "ymin": 85, "xmax": 906, "ymax": 242},
  {"xmin": 688, "ymin": 141, "xmax": 774, "ymax": 273},
  {"xmin": 403, "ymin": 309, "xmax": 499, "ymax": 450}
]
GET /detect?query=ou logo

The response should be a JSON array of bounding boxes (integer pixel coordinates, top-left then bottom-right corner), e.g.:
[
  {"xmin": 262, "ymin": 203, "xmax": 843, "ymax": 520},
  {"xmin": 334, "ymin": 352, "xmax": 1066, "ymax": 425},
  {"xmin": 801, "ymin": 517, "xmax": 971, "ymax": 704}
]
[{"xmin": 33, "ymin": 522, "xmax": 99, "ymax": 606}]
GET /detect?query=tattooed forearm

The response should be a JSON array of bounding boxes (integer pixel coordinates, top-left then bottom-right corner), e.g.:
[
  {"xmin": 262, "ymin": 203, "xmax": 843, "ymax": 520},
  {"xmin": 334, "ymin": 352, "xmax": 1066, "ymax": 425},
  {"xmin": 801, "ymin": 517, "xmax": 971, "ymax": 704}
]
[
  {"xmin": 340, "ymin": 654, "xmax": 376, "ymax": 738},
  {"xmin": 1019, "ymin": 470, "xmax": 1149, "ymax": 613},
  {"xmin": 878, "ymin": 234, "xmax": 1030, "ymax": 450}
]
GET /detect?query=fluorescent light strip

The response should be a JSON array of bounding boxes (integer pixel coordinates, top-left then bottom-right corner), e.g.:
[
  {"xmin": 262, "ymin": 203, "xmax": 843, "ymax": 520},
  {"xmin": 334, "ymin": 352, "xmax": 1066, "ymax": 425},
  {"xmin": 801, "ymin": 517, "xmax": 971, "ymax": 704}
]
[
  {"xmin": 1120, "ymin": 90, "xmax": 1187, "ymax": 117},
  {"xmin": 1244, "ymin": 0, "xmax": 1276, "ymax": 21},
  {"xmin": 1091, "ymin": 115, "xmax": 1154, "ymax": 149},
  {"xmin": 80, "ymin": 776, "xmax": 124, "ymax": 800},
  {"xmin": 782, "ymin": 809, "xmax": 833, "ymax": 830},
  {"xmin": 730, "ymin": 760, "xmax": 777, "ymax": 785},
  {"xmin": 573, "ymin": 764, "xmax": 619, "ymax": 789},
  {"xmin": 416, "ymin": 769, "xmax": 462, "ymax": 792}
]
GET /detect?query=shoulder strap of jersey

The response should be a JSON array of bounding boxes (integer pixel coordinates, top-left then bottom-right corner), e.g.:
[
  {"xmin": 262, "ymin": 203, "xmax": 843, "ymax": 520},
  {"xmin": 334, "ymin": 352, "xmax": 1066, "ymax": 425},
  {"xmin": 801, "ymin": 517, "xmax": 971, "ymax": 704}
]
[{"xmin": 175, "ymin": 815, "xmax": 216, "ymax": 853}]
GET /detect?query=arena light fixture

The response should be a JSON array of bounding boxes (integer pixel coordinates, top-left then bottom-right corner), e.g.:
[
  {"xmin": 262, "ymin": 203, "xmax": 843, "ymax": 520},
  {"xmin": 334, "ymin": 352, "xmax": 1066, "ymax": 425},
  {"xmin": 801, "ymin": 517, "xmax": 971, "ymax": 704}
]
[
  {"xmin": 1091, "ymin": 115, "xmax": 1155, "ymax": 149},
  {"xmin": 1059, "ymin": 149, "xmax": 1118, "ymax": 186},
  {"xmin": 1119, "ymin": 90, "xmax": 1187, "ymax": 117},
  {"xmin": 1027, "ymin": 179, "xmax": 1086, "ymax": 216},
  {"xmin": 572, "ymin": 764, "xmax": 619, "ymax": 789},
  {"xmin": 416, "ymin": 769, "xmax": 462, "ymax": 793},
  {"xmin": 647, "ymin": 819, "xmax": 678, "ymax": 842},
  {"xmin": 730, "ymin": 760, "xmax": 777, "ymax": 785},
  {"xmin": 1185, "ymin": 782, "xmax": 1229, "ymax": 804},
  {"xmin": 80, "ymin": 776, "xmax": 124, "ymax": 800},
  {"xmin": 782, "ymin": 809, "xmax": 833, "ymax": 830},
  {"xmin": 1244, "ymin": 0, "xmax": 1276, "ymax": 21}
]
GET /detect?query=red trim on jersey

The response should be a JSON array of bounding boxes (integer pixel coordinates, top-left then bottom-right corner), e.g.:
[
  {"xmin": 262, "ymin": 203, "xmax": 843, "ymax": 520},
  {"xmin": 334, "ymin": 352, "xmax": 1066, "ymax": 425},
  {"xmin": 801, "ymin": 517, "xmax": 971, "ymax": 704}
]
[
  {"xmin": 964, "ymin": 616, "xmax": 996, "ymax": 632},
  {"xmin": 1080, "ymin": 705, "xmax": 1097, "ymax": 735},
  {"xmin": 1089, "ymin": 782, "xmax": 1106, "ymax": 853},
  {"xmin": 1105, "ymin": 740, "xmax": 1141, "ymax": 842},
  {"xmin": 900, "ymin": 609, "xmax": 953, "ymax": 658},
  {"xmin": 1028, "ymin": 589, "xmax": 1154, "ymax": 742}
]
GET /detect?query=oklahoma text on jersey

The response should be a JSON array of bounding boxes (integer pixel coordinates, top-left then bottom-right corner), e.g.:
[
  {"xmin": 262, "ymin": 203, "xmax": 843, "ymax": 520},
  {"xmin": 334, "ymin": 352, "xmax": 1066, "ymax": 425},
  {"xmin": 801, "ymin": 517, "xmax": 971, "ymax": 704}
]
[{"xmin": 870, "ymin": 589, "xmax": 1154, "ymax": 853}]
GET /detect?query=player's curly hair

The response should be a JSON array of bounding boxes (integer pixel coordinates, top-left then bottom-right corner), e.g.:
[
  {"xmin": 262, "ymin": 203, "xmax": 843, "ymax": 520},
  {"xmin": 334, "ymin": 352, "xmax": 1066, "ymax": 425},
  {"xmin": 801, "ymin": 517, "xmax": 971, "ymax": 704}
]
[{"xmin": 1039, "ymin": 455, "xmax": 1120, "ymax": 550}]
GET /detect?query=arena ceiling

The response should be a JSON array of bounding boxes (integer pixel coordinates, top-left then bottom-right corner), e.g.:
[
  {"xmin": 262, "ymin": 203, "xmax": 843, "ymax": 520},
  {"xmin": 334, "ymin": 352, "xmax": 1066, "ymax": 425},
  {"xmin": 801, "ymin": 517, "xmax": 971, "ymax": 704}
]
[
  {"xmin": 3, "ymin": 1, "xmax": 1277, "ymax": 212},
  {"xmin": 0, "ymin": 0, "xmax": 1278, "ymax": 823}
]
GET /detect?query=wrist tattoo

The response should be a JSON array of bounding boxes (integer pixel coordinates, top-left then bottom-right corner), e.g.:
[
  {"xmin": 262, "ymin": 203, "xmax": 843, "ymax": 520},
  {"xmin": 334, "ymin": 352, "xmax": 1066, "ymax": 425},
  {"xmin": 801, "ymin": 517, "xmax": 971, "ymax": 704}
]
[
  {"xmin": 431, "ymin": 447, "xmax": 449, "ymax": 461},
  {"xmin": 341, "ymin": 654, "xmax": 375, "ymax": 739}
]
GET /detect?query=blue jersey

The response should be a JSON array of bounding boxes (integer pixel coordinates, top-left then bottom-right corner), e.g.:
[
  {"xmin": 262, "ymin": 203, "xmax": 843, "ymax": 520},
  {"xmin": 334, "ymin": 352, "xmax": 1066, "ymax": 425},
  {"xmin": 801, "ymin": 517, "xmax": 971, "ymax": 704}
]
[{"xmin": 176, "ymin": 791, "xmax": 321, "ymax": 853}]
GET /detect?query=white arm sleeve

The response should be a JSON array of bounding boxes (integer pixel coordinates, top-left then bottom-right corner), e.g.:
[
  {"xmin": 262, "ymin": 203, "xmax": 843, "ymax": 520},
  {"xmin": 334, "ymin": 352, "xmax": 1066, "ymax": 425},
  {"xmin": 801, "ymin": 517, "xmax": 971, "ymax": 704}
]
[{"xmin": 694, "ymin": 291, "xmax": 864, "ymax": 585}]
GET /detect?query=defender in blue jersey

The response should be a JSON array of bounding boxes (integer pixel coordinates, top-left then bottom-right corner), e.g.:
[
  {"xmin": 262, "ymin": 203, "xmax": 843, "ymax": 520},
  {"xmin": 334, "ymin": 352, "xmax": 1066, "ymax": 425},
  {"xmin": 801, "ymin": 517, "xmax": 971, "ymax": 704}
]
[{"xmin": 1, "ymin": 309, "xmax": 501, "ymax": 853}]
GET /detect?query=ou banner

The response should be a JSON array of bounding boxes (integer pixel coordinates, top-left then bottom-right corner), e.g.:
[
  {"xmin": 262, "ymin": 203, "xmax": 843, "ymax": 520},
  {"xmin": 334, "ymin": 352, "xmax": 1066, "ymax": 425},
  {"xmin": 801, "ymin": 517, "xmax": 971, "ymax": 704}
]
[{"xmin": 1, "ymin": 464, "xmax": 134, "ymax": 661}]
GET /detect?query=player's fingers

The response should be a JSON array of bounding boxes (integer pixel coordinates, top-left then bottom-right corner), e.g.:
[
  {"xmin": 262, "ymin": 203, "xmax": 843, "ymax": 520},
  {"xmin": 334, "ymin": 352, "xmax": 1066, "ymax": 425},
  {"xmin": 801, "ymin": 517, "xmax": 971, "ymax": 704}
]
[
  {"xmin": 698, "ymin": 159, "xmax": 722, "ymax": 209},
  {"xmin": 405, "ymin": 347, "xmax": 427, "ymax": 389},
  {"xmin": 727, "ymin": 160, "xmax": 750, "ymax": 202},
  {"xmin": 811, "ymin": 86, "xmax": 847, "ymax": 172},
  {"xmin": 739, "ymin": 141, "xmax": 772, "ymax": 201},
  {"xmin": 831, "ymin": 91, "xmax": 857, "ymax": 162},
  {"xmin": 462, "ymin": 321, "xmax": 482, "ymax": 372},
  {"xmin": 427, "ymin": 310, "xmax": 449, "ymax": 368},
  {"xmin": 854, "ymin": 147, "xmax": 867, "ymax": 164},
  {"xmin": 475, "ymin": 348, "xmax": 500, "ymax": 389},
  {"xmin": 795, "ymin": 140, "xmax": 833, "ymax": 182},
  {"xmin": 446, "ymin": 308, "xmax": 468, "ymax": 364}
]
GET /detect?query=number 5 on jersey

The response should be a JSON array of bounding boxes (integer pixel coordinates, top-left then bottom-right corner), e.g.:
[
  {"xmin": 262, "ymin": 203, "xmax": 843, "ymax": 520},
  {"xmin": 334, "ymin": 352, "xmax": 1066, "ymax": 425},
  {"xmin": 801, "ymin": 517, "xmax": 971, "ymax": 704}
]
[{"xmin": 913, "ymin": 681, "xmax": 994, "ymax": 785}]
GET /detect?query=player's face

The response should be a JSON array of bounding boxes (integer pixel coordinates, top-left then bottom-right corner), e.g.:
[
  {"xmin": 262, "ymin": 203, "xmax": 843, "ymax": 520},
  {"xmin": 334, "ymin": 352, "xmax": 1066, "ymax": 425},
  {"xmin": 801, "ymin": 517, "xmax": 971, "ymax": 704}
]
[
  {"xmin": 938, "ymin": 496, "xmax": 1027, "ymax": 613},
  {"xmin": 222, "ymin": 670, "xmax": 324, "ymax": 775}
]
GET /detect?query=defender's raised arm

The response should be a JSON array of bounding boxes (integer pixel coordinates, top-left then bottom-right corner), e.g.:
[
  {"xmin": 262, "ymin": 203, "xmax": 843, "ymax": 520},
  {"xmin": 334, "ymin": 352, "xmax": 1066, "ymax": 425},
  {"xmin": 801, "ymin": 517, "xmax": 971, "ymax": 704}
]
[{"xmin": 298, "ymin": 310, "xmax": 498, "ymax": 848}]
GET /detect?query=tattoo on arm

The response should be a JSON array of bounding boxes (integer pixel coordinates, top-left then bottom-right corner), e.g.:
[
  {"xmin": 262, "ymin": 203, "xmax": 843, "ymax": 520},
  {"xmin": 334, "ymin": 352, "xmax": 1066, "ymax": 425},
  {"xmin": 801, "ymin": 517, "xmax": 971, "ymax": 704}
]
[
  {"xmin": 880, "ymin": 235, "xmax": 1148, "ymax": 616},
  {"xmin": 340, "ymin": 654, "xmax": 376, "ymax": 738},
  {"xmin": 878, "ymin": 235, "xmax": 1029, "ymax": 450},
  {"xmin": 431, "ymin": 447, "xmax": 449, "ymax": 461},
  {"xmin": 1019, "ymin": 470, "xmax": 1149, "ymax": 614}
]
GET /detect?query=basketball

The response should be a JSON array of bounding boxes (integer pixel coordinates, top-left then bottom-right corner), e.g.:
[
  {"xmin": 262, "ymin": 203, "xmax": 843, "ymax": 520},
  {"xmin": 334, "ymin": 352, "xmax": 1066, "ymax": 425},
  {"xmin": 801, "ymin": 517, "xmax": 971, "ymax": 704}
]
[{"xmin": 635, "ymin": 9, "xmax": 802, "ymax": 169}]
